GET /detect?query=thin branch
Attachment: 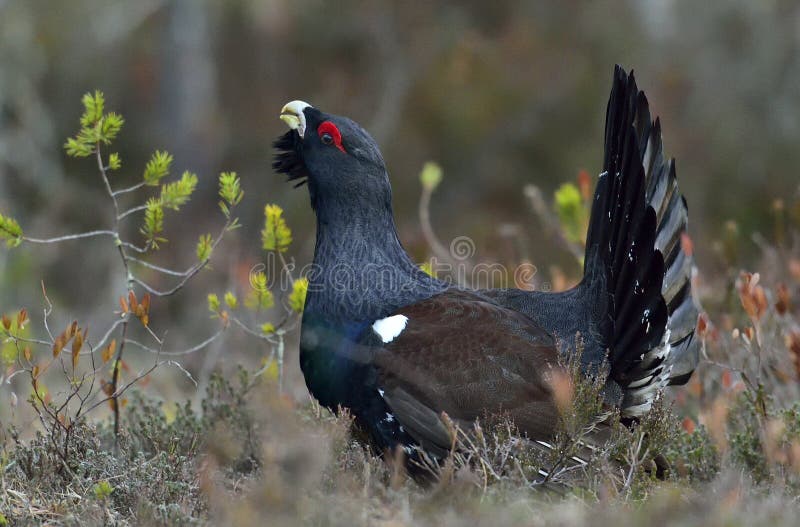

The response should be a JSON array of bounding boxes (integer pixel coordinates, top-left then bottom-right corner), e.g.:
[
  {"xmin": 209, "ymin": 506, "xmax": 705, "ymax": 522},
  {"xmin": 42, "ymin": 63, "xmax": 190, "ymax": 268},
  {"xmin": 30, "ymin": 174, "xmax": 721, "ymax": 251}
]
[
  {"xmin": 80, "ymin": 318, "xmax": 125, "ymax": 355},
  {"xmin": 112, "ymin": 182, "xmax": 146, "ymax": 197},
  {"xmin": 523, "ymin": 184, "xmax": 584, "ymax": 263},
  {"xmin": 117, "ymin": 204, "xmax": 148, "ymax": 221},
  {"xmin": 23, "ymin": 230, "xmax": 116, "ymax": 244},
  {"xmin": 124, "ymin": 328, "xmax": 225, "ymax": 356},
  {"xmin": 419, "ymin": 185, "xmax": 451, "ymax": 263},
  {"xmin": 40, "ymin": 281, "xmax": 55, "ymax": 341},
  {"xmin": 127, "ymin": 256, "xmax": 192, "ymax": 277},
  {"xmin": 121, "ymin": 241, "xmax": 149, "ymax": 254},
  {"xmin": 131, "ymin": 217, "xmax": 230, "ymax": 297},
  {"xmin": 229, "ymin": 315, "xmax": 279, "ymax": 344}
]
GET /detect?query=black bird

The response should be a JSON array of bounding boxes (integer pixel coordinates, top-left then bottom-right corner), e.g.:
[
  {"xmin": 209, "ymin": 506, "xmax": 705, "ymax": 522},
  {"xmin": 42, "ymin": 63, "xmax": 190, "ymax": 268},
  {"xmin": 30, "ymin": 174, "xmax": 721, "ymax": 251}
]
[{"xmin": 274, "ymin": 66, "xmax": 699, "ymax": 462}]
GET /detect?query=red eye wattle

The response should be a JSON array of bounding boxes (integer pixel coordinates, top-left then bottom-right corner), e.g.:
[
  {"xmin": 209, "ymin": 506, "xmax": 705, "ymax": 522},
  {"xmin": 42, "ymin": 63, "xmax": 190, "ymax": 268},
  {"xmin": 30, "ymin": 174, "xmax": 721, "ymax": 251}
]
[{"xmin": 317, "ymin": 121, "xmax": 346, "ymax": 153}]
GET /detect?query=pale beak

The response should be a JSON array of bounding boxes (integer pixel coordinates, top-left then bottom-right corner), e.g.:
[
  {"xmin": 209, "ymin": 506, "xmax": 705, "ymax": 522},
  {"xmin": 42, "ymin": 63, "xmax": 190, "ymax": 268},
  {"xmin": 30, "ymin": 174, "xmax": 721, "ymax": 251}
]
[{"xmin": 279, "ymin": 100, "xmax": 312, "ymax": 138}]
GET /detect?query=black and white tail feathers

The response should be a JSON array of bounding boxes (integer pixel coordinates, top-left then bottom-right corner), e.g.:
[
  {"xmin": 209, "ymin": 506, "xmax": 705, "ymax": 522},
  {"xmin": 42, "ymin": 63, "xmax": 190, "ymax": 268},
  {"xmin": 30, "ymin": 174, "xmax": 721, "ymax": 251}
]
[{"xmin": 584, "ymin": 65, "xmax": 700, "ymax": 418}]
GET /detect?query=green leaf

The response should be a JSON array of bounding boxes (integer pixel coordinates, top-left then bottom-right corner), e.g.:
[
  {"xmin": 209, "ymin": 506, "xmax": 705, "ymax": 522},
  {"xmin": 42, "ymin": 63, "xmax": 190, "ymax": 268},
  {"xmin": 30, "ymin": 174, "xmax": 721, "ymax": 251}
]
[
  {"xmin": 65, "ymin": 91, "xmax": 124, "ymax": 157},
  {"xmin": 219, "ymin": 172, "xmax": 244, "ymax": 215},
  {"xmin": 245, "ymin": 271, "xmax": 274, "ymax": 310},
  {"xmin": 108, "ymin": 152, "xmax": 121, "ymax": 170},
  {"xmin": 160, "ymin": 171, "xmax": 198, "ymax": 210},
  {"xmin": 261, "ymin": 357, "xmax": 279, "ymax": 381},
  {"xmin": 92, "ymin": 480, "xmax": 114, "ymax": 501},
  {"xmin": 64, "ymin": 137, "xmax": 93, "ymax": 158},
  {"xmin": 140, "ymin": 198, "xmax": 165, "ymax": 249},
  {"xmin": 80, "ymin": 91, "xmax": 105, "ymax": 128},
  {"xmin": 224, "ymin": 291, "xmax": 238, "ymax": 310},
  {"xmin": 196, "ymin": 233, "xmax": 213, "ymax": 262},
  {"xmin": 419, "ymin": 161, "xmax": 443, "ymax": 191},
  {"xmin": 260, "ymin": 323, "xmax": 276, "ymax": 335},
  {"xmin": 0, "ymin": 213, "xmax": 23, "ymax": 248},
  {"xmin": 554, "ymin": 183, "xmax": 587, "ymax": 245},
  {"xmin": 261, "ymin": 204, "xmax": 292, "ymax": 253},
  {"xmin": 207, "ymin": 293, "xmax": 220, "ymax": 313},
  {"xmin": 143, "ymin": 150, "xmax": 173, "ymax": 186},
  {"xmin": 419, "ymin": 261, "xmax": 436, "ymax": 278},
  {"xmin": 99, "ymin": 112, "xmax": 124, "ymax": 143},
  {"xmin": 288, "ymin": 277, "xmax": 308, "ymax": 313}
]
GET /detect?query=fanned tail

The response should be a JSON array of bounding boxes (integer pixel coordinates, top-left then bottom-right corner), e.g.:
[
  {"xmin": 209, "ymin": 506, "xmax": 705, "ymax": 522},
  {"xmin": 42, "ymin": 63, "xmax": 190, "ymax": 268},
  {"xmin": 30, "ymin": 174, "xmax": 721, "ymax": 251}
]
[{"xmin": 584, "ymin": 65, "xmax": 700, "ymax": 418}]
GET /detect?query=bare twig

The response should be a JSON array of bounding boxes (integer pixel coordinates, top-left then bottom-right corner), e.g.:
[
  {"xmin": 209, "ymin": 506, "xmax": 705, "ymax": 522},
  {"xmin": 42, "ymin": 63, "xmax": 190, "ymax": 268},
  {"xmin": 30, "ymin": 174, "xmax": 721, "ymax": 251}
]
[
  {"xmin": 124, "ymin": 328, "xmax": 226, "ymax": 357},
  {"xmin": 524, "ymin": 184, "xmax": 584, "ymax": 263},
  {"xmin": 112, "ymin": 181, "xmax": 146, "ymax": 197},
  {"xmin": 23, "ymin": 230, "xmax": 117, "ymax": 244}
]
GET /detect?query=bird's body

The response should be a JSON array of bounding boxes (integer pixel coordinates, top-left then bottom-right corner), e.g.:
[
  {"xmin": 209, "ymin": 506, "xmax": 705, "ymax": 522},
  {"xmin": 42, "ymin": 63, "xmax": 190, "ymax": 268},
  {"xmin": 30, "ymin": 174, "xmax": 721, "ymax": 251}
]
[{"xmin": 274, "ymin": 66, "xmax": 699, "ymax": 463}]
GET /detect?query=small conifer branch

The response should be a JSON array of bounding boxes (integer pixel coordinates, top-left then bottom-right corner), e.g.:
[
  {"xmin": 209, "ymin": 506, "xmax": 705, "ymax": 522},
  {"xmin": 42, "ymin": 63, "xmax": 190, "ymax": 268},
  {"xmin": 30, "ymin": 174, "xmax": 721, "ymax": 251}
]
[{"xmin": 23, "ymin": 230, "xmax": 117, "ymax": 244}]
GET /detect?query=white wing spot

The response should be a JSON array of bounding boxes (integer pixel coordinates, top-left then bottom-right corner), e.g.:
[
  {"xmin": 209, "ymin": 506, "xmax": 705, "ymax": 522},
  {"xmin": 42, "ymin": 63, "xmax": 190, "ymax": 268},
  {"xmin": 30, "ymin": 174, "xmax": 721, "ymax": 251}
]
[{"xmin": 372, "ymin": 315, "xmax": 409, "ymax": 343}]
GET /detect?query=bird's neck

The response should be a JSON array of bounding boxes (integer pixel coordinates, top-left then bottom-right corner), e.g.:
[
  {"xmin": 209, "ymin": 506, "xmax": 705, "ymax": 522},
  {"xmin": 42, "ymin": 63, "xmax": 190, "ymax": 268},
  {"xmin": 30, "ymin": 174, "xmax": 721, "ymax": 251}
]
[{"xmin": 306, "ymin": 199, "xmax": 445, "ymax": 322}]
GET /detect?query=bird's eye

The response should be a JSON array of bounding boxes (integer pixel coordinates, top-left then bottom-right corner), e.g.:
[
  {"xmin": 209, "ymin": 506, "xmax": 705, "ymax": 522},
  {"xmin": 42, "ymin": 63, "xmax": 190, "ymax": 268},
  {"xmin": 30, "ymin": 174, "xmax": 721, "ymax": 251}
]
[{"xmin": 317, "ymin": 121, "xmax": 346, "ymax": 153}]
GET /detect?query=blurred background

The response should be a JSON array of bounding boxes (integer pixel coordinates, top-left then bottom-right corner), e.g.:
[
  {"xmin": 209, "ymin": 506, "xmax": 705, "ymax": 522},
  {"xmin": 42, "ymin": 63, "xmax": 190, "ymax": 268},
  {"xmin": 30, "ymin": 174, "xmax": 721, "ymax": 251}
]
[{"xmin": 1, "ymin": 0, "xmax": 800, "ymax": 415}]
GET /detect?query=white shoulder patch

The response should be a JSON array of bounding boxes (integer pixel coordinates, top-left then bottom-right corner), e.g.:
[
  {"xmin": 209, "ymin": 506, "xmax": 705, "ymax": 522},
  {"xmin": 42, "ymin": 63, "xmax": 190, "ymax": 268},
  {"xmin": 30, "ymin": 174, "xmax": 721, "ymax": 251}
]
[{"xmin": 372, "ymin": 315, "xmax": 408, "ymax": 343}]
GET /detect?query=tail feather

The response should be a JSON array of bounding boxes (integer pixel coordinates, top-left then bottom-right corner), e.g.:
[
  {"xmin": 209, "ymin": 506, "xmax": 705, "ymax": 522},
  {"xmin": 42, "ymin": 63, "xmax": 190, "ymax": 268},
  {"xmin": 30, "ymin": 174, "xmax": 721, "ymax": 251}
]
[{"xmin": 584, "ymin": 65, "xmax": 700, "ymax": 417}]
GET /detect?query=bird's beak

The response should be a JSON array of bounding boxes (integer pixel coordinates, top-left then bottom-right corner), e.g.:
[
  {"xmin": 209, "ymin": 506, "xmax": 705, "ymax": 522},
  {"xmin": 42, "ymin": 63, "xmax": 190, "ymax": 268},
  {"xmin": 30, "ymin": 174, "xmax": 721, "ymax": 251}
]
[{"xmin": 279, "ymin": 100, "xmax": 311, "ymax": 138}]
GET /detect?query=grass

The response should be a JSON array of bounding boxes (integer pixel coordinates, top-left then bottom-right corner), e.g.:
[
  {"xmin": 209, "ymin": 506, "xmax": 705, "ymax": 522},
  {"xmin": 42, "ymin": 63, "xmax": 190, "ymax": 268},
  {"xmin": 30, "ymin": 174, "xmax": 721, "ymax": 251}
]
[{"xmin": 3, "ymin": 220, "xmax": 800, "ymax": 526}]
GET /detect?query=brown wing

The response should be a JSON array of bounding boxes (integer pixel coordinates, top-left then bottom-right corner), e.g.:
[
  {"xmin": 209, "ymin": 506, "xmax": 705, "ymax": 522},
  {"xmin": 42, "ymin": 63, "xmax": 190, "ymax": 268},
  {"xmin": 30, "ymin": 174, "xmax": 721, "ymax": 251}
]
[{"xmin": 368, "ymin": 289, "xmax": 561, "ymax": 456}]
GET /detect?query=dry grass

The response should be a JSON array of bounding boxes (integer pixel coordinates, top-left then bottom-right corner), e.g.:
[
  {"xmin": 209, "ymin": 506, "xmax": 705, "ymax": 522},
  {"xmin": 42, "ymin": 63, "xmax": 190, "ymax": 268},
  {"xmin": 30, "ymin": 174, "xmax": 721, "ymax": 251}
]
[{"xmin": 3, "ymin": 242, "xmax": 800, "ymax": 526}]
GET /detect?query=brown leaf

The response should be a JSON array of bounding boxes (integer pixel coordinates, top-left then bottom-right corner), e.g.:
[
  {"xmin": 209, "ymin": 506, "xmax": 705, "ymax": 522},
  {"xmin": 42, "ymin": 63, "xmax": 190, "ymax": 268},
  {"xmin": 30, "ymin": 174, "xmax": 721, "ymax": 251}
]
[
  {"xmin": 790, "ymin": 259, "xmax": 800, "ymax": 283},
  {"xmin": 71, "ymin": 329, "xmax": 84, "ymax": 370},
  {"xmin": 682, "ymin": 417, "xmax": 696, "ymax": 434},
  {"xmin": 52, "ymin": 333, "xmax": 67, "ymax": 358},
  {"xmin": 737, "ymin": 272, "xmax": 767, "ymax": 321},
  {"xmin": 681, "ymin": 232, "xmax": 694, "ymax": 257},
  {"xmin": 786, "ymin": 330, "xmax": 800, "ymax": 379},
  {"xmin": 1, "ymin": 314, "xmax": 10, "ymax": 332},
  {"xmin": 100, "ymin": 378, "xmax": 114, "ymax": 396},
  {"xmin": 697, "ymin": 312, "xmax": 709, "ymax": 337},
  {"xmin": 776, "ymin": 283, "xmax": 790, "ymax": 315},
  {"xmin": 141, "ymin": 293, "xmax": 151, "ymax": 314},
  {"xmin": 101, "ymin": 339, "xmax": 117, "ymax": 364},
  {"xmin": 721, "ymin": 369, "xmax": 733, "ymax": 389},
  {"xmin": 577, "ymin": 169, "xmax": 592, "ymax": 201},
  {"xmin": 23, "ymin": 346, "xmax": 32, "ymax": 362},
  {"xmin": 66, "ymin": 320, "xmax": 78, "ymax": 339},
  {"xmin": 119, "ymin": 295, "xmax": 129, "ymax": 314},
  {"xmin": 128, "ymin": 290, "xmax": 138, "ymax": 313},
  {"xmin": 71, "ymin": 350, "xmax": 80, "ymax": 371},
  {"xmin": 16, "ymin": 308, "xmax": 28, "ymax": 328}
]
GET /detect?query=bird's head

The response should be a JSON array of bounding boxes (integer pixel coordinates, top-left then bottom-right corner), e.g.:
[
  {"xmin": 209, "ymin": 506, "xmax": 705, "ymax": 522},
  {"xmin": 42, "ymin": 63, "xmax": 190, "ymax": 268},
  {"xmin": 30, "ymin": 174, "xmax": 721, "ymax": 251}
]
[{"xmin": 273, "ymin": 100, "xmax": 390, "ymax": 214}]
